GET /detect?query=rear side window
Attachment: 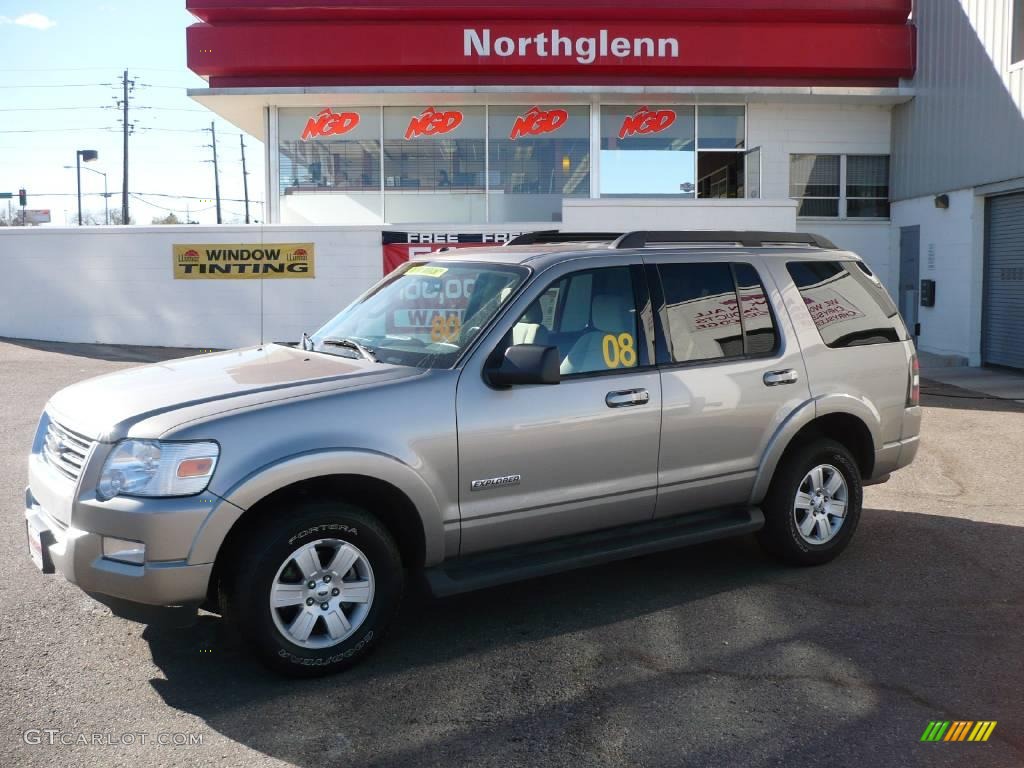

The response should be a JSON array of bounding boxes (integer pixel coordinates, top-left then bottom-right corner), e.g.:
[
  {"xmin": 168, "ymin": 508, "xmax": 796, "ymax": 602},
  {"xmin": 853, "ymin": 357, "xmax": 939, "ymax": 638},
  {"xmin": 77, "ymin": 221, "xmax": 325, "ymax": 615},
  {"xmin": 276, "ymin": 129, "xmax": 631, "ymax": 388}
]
[
  {"xmin": 657, "ymin": 262, "xmax": 779, "ymax": 364},
  {"xmin": 786, "ymin": 261, "xmax": 907, "ymax": 348}
]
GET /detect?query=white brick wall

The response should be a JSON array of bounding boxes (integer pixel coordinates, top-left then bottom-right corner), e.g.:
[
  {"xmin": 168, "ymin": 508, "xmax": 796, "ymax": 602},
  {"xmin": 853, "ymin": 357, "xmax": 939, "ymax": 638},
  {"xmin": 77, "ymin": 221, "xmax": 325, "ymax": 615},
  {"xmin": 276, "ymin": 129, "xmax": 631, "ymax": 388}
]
[
  {"xmin": 890, "ymin": 189, "xmax": 984, "ymax": 365},
  {"xmin": 749, "ymin": 101, "xmax": 894, "ymax": 284},
  {"xmin": 0, "ymin": 225, "xmax": 383, "ymax": 349},
  {"xmin": 749, "ymin": 101, "xmax": 892, "ymax": 201}
]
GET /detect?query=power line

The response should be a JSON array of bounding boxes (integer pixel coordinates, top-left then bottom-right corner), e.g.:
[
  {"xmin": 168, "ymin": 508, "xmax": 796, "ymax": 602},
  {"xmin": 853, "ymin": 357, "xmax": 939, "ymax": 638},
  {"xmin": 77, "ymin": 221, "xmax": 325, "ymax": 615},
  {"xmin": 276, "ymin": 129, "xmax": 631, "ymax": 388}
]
[
  {"xmin": 3, "ymin": 66, "xmax": 190, "ymax": 73},
  {"xmin": 14, "ymin": 192, "xmax": 264, "ymax": 204},
  {"xmin": 0, "ymin": 128, "xmax": 120, "ymax": 133},
  {"xmin": 22, "ymin": 191, "xmax": 264, "ymax": 205},
  {"xmin": 128, "ymin": 193, "xmax": 216, "ymax": 214},
  {"xmin": 0, "ymin": 83, "xmax": 111, "ymax": 88},
  {"xmin": 0, "ymin": 106, "xmax": 114, "ymax": 112},
  {"xmin": 0, "ymin": 106, "xmax": 212, "ymax": 113},
  {"xmin": 135, "ymin": 127, "xmax": 209, "ymax": 133},
  {"xmin": 133, "ymin": 191, "xmax": 263, "ymax": 205}
]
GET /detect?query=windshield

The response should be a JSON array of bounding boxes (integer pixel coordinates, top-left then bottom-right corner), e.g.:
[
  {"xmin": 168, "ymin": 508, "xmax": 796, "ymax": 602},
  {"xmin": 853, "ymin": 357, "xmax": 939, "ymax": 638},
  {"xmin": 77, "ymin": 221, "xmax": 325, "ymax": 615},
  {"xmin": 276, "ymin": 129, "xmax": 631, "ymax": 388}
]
[{"xmin": 310, "ymin": 261, "xmax": 529, "ymax": 368}]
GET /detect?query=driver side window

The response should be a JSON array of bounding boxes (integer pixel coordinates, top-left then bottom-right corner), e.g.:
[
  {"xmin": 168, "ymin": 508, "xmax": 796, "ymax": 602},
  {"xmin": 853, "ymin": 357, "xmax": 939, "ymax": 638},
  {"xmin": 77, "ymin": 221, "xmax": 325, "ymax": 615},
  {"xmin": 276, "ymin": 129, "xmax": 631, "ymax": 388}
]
[{"xmin": 507, "ymin": 266, "xmax": 640, "ymax": 376}]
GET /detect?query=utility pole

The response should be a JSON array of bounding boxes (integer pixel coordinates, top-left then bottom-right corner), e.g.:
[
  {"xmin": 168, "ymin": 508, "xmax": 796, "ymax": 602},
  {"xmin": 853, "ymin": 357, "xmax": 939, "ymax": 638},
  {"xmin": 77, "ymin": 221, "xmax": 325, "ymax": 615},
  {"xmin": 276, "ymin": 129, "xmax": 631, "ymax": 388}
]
[
  {"xmin": 240, "ymin": 134, "xmax": 251, "ymax": 224},
  {"xmin": 117, "ymin": 70, "xmax": 135, "ymax": 225},
  {"xmin": 207, "ymin": 121, "xmax": 222, "ymax": 224}
]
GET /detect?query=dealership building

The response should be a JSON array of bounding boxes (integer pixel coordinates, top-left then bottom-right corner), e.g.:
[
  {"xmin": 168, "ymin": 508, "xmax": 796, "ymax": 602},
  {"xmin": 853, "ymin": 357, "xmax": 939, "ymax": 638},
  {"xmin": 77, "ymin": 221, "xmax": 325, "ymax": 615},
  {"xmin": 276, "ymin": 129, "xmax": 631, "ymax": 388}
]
[{"xmin": 185, "ymin": 0, "xmax": 1024, "ymax": 369}]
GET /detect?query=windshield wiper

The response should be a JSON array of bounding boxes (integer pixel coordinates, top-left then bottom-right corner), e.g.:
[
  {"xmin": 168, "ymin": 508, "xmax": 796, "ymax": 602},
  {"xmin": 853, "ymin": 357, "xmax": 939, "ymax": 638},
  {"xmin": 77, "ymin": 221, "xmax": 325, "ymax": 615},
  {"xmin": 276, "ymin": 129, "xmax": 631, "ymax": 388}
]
[{"xmin": 320, "ymin": 337, "xmax": 378, "ymax": 362}]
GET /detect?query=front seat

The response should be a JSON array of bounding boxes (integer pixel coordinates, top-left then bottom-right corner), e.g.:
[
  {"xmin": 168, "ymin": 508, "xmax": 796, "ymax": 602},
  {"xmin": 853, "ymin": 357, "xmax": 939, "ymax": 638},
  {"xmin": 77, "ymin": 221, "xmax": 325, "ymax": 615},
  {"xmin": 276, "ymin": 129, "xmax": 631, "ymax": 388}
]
[
  {"xmin": 511, "ymin": 301, "xmax": 550, "ymax": 346},
  {"xmin": 560, "ymin": 294, "xmax": 634, "ymax": 375}
]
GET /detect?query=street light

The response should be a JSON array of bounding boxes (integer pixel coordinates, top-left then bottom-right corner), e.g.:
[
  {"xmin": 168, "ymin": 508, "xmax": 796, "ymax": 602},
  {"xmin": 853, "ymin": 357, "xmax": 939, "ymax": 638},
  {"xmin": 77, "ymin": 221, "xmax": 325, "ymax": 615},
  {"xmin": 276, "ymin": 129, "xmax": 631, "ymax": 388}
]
[
  {"xmin": 67, "ymin": 163, "xmax": 111, "ymax": 225},
  {"xmin": 75, "ymin": 149, "xmax": 98, "ymax": 226}
]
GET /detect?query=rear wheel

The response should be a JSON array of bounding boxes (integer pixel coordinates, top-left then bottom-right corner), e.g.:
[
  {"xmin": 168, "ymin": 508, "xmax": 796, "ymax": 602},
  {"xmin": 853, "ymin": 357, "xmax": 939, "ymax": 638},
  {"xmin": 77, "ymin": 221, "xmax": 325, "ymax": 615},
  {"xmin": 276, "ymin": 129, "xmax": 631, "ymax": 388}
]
[
  {"xmin": 757, "ymin": 439, "xmax": 863, "ymax": 566},
  {"xmin": 222, "ymin": 501, "xmax": 403, "ymax": 676}
]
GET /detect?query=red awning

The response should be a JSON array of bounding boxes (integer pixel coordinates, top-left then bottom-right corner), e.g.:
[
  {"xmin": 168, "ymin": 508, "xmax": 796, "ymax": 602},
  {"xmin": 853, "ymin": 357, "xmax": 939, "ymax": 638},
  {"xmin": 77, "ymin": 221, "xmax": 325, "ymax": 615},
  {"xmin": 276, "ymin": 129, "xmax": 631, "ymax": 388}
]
[{"xmin": 186, "ymin": 0, "xmax": 915, "ymax": 88}]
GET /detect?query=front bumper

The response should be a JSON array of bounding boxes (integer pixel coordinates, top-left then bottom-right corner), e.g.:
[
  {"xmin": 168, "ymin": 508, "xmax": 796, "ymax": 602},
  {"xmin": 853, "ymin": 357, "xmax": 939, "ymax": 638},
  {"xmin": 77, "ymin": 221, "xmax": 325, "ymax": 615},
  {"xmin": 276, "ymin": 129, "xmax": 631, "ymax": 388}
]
[
  {"xmin": 25, "ymin": 489, "xmax": 213, "ymax": 607},
  {"xmin": 25, "ymin": 451, "xmax": 219, "ymax": 609}
]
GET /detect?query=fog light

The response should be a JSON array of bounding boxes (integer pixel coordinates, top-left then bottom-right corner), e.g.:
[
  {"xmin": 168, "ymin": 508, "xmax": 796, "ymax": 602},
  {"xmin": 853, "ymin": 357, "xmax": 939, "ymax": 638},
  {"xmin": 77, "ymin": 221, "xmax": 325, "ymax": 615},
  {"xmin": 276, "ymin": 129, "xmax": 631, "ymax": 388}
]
[{"xmin": 102, "ymin": 537, "xmax": 145, "ymax": 566}]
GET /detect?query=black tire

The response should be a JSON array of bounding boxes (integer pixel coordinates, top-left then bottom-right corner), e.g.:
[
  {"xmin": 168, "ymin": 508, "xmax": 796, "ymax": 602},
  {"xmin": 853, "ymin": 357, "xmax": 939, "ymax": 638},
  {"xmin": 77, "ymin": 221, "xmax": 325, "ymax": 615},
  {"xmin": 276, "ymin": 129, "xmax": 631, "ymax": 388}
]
[
  {"xmin": 221, "ymin": 501, "xmax": 403, "ymax": 677},
  {"xmin": 756, "ymin": 439, "xmax": 863, "ymax": 566}
]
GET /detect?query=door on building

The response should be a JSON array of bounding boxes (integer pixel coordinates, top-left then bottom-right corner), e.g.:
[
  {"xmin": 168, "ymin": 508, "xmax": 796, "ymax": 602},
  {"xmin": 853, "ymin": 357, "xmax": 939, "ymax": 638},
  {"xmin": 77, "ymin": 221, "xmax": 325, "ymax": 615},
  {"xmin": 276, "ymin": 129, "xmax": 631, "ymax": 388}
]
[
  {"xmin": 983, "ymin": 193, "xmax": 1024, "ymax": 369},
  {"xmin": 899, "ymin": 225, "xmax": 921, "ymax": 339}
]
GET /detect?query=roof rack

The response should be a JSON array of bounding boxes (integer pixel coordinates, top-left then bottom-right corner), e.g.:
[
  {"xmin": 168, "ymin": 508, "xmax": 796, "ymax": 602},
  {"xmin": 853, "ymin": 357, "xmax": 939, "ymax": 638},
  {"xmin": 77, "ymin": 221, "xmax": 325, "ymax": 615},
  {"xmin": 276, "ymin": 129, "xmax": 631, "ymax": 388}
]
[
  {"xmin": 505, "ymin": 230, "xmax": 622, "ymax": 246},
  {"xmin": 613, "ymin": 231, "xmax": 838, "ymax": 249},
  {"xmin": 507, "ymin": 229, "xmax": 838, "ymax": 250}
]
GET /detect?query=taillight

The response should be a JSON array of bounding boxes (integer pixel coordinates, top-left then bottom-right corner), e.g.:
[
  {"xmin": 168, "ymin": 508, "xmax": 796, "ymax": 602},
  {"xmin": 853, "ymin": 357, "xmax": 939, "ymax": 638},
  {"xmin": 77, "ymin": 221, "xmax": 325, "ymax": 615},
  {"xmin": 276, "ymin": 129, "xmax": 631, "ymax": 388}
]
[{"xmin": 907, "ymin": 353, "xmax": 920, "ymax": 406}]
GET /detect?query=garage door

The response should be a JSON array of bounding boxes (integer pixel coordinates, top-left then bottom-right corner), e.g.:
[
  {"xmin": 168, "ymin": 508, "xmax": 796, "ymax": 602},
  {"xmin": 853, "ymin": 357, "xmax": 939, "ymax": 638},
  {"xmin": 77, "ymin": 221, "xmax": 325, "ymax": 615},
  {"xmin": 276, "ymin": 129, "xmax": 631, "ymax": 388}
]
[{"xmin": 983, "ymin": 193, "xmax": 1024, "ymax": 369}]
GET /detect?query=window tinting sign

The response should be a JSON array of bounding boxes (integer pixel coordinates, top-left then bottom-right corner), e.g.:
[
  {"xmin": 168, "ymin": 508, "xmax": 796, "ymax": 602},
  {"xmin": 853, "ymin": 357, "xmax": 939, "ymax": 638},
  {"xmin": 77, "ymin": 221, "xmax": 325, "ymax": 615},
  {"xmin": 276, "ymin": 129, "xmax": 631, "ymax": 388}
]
[
  {"xmin": 509, "ymin": 106, "xmax": 569, "ymax": 140},
  {"xmin": 173, "ymin": 243, "xmax": 315, "ymax": 279},
  {"xmin": 301, "ymin": 108, "xmax": 360, "ymax": 141},
  {"xmin": 405, "ymin": 107, "xmax": 464, "ymax": 140},
  {"xmin": 618, "ymin": 106, "xmax": 676, "ymax": 139}
]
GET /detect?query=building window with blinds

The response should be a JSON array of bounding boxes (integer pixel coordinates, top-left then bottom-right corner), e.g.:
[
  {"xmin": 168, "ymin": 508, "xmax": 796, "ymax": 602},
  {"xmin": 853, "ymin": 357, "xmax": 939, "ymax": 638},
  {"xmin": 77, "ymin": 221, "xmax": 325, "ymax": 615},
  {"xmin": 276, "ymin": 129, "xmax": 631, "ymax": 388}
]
[
  {"xmin": 790, "ymin": 154, "xmax": 889, "ymax": 220},
  {"xmin": 846, "ymin": 155, "xmax": 890, "ymax": 218},
  {"xmin": 790, "ymin": 154, "xmax": 840, "ymax": 217}
]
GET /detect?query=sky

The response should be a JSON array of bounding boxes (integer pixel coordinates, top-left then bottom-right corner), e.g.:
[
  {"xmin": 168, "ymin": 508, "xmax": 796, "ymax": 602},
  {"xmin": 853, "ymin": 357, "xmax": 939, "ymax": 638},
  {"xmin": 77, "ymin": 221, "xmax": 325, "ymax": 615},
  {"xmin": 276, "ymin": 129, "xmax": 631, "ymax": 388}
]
[{"xmin": 0, "ymin": 0, "xmax": 265, "ymax": 225}]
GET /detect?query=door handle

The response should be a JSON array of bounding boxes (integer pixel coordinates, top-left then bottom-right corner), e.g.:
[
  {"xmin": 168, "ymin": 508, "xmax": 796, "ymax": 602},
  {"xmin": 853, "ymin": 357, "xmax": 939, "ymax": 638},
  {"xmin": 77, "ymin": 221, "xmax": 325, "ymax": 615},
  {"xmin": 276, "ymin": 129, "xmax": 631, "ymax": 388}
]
[
  {"xmin": 763, "ymin": 369, "xmax": 799, "ymax": 386},
  {"xmin": 606, "ymin": 388, "xmax": 650, "ymax": 408}
]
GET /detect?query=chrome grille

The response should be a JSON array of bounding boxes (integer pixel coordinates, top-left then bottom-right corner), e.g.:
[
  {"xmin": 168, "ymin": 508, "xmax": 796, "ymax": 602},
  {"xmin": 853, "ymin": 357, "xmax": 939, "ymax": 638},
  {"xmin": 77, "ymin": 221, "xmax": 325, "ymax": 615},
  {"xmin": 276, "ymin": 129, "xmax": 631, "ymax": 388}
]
[{"xmin": 42, "ymin": 418, "xmax": 94, "ymax": 482}]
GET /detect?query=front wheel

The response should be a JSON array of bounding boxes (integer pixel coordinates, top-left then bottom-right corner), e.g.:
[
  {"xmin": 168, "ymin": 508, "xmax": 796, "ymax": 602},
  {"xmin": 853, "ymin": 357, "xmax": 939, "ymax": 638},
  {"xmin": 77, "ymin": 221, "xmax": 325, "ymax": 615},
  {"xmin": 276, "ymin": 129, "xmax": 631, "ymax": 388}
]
[
  {"xmin": 222, "ymin": 502, "xmax": 404, "ymax": 677},
  {"xmin": 757, "ymin": 439, "xmax": 863, "ymax": 566}
]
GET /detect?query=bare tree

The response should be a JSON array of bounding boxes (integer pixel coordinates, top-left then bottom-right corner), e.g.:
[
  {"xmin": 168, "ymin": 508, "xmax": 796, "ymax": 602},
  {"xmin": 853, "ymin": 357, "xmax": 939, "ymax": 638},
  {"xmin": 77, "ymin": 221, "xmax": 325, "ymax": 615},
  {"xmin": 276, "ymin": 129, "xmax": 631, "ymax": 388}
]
[{"xmin": 109, "ymin": 209, "xmax": 134, "ymax": 225}]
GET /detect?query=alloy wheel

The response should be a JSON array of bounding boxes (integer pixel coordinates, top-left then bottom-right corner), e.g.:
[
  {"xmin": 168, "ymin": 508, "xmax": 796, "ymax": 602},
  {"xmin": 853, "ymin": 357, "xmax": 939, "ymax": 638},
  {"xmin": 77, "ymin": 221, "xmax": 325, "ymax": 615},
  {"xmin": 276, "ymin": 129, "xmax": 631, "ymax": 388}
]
[
  {"xmin": 792, "ymin": 464, "xmax": 849, "ymax": 545},
  {"xmin": 268, "ymin": 538, "xmax": 375, "ymax": 649}
]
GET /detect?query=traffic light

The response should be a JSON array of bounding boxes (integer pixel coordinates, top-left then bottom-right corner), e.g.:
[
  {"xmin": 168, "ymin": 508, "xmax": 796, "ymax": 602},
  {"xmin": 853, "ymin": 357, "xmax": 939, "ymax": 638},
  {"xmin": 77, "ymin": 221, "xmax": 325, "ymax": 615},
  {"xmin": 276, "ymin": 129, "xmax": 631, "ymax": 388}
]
[{"xmin": 18, "ymin": 189, "xmax": 26, "ymax": 207}]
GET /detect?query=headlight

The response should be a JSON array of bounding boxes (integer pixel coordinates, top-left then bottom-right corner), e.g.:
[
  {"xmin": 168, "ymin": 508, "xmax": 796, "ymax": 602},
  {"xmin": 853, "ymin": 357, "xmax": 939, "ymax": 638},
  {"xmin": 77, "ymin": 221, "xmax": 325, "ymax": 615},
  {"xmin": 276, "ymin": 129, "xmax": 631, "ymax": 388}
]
[{"xmin": 96, "ymin": 439, "xmax": 219, "ymax": 500}]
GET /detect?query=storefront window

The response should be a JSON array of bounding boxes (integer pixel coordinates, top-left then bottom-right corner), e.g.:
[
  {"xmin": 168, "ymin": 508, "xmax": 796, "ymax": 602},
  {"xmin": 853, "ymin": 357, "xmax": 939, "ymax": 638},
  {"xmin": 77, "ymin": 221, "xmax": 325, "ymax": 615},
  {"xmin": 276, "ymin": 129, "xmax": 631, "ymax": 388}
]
[
  {"xmin": 600, "ymin": 105, "xmax": 696, "ymax": 196},
  {"xmin": 278, "ymin": 107, "xmax": 383, "ymax": 224},
  {"xmin": 697, "ymin": 106, "xmax": 745, "ymax": 149},
  {"xmin": 488, "ymin": 105, "xmax": 590, "ymax": 223},
  {"xmin": 696, "ymin": 106, "xmax": 745, "ymax": 198},
  {"xmin": 277, "ymin": 102, "xmax": 757, "ymax": 223},
  {"xmin": 383, "ymin": 106, "xmax": 486, "ymax": 224}
]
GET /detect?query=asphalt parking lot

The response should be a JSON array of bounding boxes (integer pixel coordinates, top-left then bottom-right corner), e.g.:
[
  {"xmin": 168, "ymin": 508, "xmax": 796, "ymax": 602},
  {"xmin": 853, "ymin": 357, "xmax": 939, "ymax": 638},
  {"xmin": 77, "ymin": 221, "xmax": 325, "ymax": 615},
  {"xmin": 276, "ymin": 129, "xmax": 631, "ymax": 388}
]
[{"xmin": 0, "ymin": 338, "xmax": 1021, "ymax": 768}]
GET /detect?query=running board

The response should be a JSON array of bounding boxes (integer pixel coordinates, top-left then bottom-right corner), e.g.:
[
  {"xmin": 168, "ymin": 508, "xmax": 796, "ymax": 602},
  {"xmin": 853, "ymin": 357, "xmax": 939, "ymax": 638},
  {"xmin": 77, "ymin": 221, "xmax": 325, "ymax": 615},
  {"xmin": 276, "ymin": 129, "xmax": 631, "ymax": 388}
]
[{"xmin": 425, "ymin": 507, "xmax": 764, "ymax": 597}]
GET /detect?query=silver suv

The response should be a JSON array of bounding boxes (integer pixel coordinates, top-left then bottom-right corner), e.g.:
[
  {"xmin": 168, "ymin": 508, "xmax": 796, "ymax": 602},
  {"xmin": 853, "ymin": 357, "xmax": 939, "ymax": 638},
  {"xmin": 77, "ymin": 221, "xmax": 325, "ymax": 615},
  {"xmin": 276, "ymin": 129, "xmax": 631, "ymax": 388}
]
[{"xmin": 24, "ymin": 231, "xmax": 921, "ymax": 676}]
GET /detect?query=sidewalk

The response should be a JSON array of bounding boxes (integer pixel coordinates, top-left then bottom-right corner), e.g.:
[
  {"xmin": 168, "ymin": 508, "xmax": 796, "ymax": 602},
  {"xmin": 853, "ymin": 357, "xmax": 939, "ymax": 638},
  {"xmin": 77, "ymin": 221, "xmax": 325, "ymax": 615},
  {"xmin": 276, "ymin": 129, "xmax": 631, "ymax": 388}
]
[{"xmin": 921, "ymin": 363, "xmax": 1024, "ymax": 404}]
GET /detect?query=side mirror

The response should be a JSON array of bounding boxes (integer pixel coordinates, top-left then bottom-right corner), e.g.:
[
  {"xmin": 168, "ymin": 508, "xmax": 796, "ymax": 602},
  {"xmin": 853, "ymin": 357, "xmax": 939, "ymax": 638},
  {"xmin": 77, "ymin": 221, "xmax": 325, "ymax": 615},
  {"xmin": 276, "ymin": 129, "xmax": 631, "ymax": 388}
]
[{"xmin": 486, "ymin": 344, "xmax": 561, "ymax": 387}]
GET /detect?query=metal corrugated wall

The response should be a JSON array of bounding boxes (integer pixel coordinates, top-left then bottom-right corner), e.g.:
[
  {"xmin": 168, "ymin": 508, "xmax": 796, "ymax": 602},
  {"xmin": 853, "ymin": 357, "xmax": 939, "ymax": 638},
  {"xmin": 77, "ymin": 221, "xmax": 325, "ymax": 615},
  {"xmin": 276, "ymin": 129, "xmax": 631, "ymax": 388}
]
[
  {"xmin": 892, "ymin": 0, "xmax": 1024, "ymax": 200},
  {"xmin": 983, "ymin": 193, "xmax": 1024, "ymax": 368}
]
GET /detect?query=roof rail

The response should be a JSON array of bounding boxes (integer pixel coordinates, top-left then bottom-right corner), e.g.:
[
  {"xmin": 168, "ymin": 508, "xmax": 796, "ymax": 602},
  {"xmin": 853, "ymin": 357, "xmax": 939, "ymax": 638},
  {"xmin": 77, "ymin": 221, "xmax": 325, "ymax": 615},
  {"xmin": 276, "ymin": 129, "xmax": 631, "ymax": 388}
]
[
  {"xmin": 613, "ymin": 231, "xmax": 838, "ymax": 250},
  {"xmin": 505, "ymin": 230, "xmax": 623, "ymax": 246}
]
